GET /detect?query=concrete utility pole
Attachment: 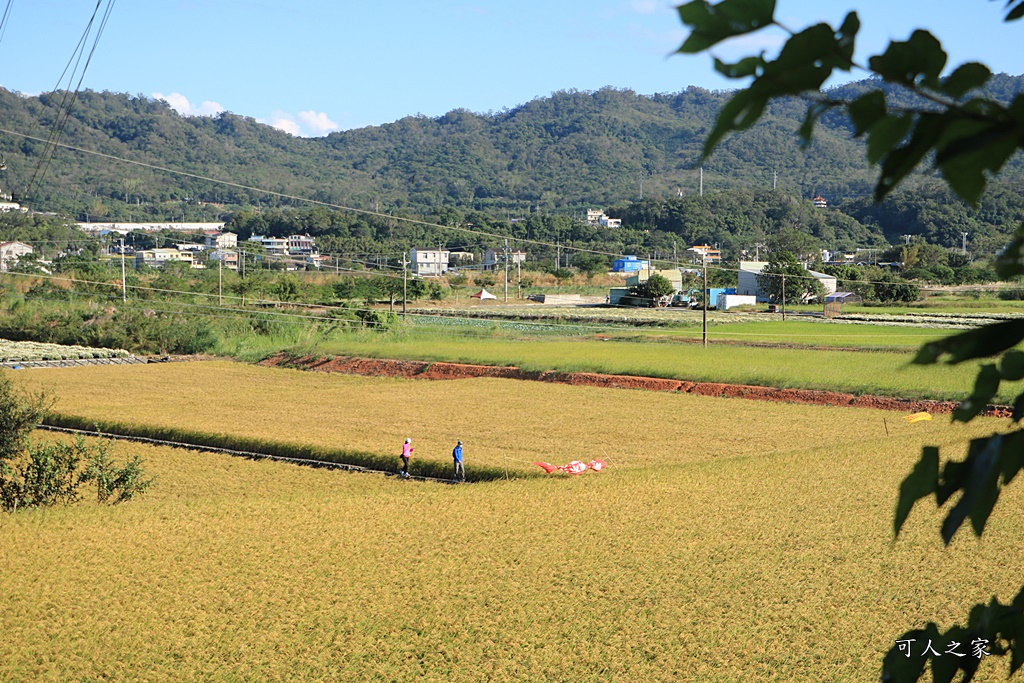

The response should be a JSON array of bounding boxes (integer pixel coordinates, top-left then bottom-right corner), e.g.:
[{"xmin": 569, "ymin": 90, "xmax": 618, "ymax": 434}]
[
  {"xmin": 120, "ymin": 238, "xmax": 126, "ymax": 303},
  {"xmin": 781, "ymin": 273, "xmax": 786, "ymax": 321},
  {"xmin": 402, "ymin": 253, "xmax": 409, "ymax": 314},
  {"xmin": 517, "ymin": 254, "xmax": 522, "ymax": 300},
  {"xmin": 218, "ymin": 256, "xmax": 223, "ymax": 306},
  {"xmin": 773, "ymin": 169, "xmax": 778, "ymax": 190},
  {"xmin": 702, "ymin": 258, "xmax": 708, "ymax": 348},
  {"xmin": 503, "ymin": 239, "xmax": 510, "ymax": 303},
  {"xmin": 962, "ymin": 232, "xmax": 969, "ymax": 255},
  {"xmin": 699, "ymin": 167, "xmax": 704, "ymax": 197}
]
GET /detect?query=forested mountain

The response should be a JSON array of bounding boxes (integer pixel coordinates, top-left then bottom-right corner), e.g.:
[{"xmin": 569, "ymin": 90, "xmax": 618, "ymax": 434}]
[
  {"xmin": 2, "ymin": 74, "xmax": 1022, "ymax": 224},
  {"xmin": 1, "ymin": 76, "xmax": 1024, "ymax": 260}
]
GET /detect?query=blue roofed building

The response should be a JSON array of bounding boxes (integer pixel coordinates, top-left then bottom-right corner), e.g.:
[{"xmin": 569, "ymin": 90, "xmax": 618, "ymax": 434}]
[{"xmin": 612, "ymin": 255, "xmax": 649, "ymax": 273}]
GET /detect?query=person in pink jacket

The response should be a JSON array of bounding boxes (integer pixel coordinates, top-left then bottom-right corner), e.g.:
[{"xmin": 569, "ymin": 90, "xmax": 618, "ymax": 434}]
[{"xmin": 400, "ymin": 438, "xmax": 414, "ymax": 477}]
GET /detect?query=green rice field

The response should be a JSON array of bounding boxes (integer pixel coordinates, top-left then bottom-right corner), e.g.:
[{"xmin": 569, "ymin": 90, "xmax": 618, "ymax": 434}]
[{"xmin": 298, "ymin": 330, "xmax": 1006, "ymax": 403}]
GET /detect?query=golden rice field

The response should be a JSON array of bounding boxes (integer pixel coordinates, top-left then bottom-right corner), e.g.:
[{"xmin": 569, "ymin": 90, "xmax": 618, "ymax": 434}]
[{"xmin": 2, "ymin": 361, "xmax": 1023, "ymax": 682}]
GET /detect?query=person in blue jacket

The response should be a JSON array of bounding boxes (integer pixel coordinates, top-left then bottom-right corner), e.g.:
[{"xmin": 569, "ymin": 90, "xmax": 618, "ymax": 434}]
[{"xmin": 452, "ymin": 440, "xmax": 465, "ymax": 482}]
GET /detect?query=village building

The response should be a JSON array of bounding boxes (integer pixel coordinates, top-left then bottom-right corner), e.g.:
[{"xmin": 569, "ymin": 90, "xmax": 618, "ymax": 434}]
[
  {"xmin": 0, "ymin": 241, "xmax": 33, "ymax": 272},
  {"xmin": 204, "ymin": 232, "xmax": 238, "ymax": 250},
  {"xmin": 409, "ymin": 247, "xmax": 449, "ymax": 276},
  {"xmin": 482, "ymin": 248, "xmax": 528, "ymax": 271},
  {"xmin": 612, "ymin": 255, "xmax": 649, "ymax": 273}
]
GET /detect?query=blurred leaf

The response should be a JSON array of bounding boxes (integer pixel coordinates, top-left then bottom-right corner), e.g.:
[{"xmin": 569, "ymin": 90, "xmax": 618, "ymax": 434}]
[
  {"xmin": 1000, "ymin": 350, "xmax": 1024, "ymax": 381},
  {"xmin": 713, "ymin": 55, "xmax": 764, "ymax": 78},
  {"xmin": 866, "ymin": 114, "xmax": 914, "ymax": 165},
  {"xmin": 798, "ymin": 102, "xmax": 835, "ymax": 147},
  {"xmin": 940, "ymin": 435, "xmax": 1001, "ymax": 544},
  {"xmin": 868, "ymin": 30, "xmax": 947, "ymax": 89},
  {"xmin": 996, "ymin": 224, "xmax": 1024, "ymax": 279},
  {"xmin": 953, "ymin": 364, "xmax": 1001, "ymax": 422},
  {"xmin": 848, "ymin": 90, "xmax": 887, "ymax": 136},
  {"xmin": 1014, "ymin": 392, "xmax": 1024, "ymax": 423},
  {"xmin": 913, "ymin": 320, "xmax": 1024, "ymax": 365},
  {"xmin": 998, "ymin": 430, "xmax": 1024, "ymax": 485},
  {"xmin": 701, "ymin": 20, "xmax": 857, "ymax": 158},
  {"xmin": 936, "ymin": 118, "xmax": 1019, "ymax": 205},
  {"xmin": 881, "ymin": 627, "xmax": 931, "ymax": 683},
  {"xmin": 941, "ymin": 62, "xmax": 992, "ymax": 98},
  {"xmin": 875, "ymin": 115, "xmax": 946, "ymax": 202},
  {"xmin": 930, "ymin": 624, "xmax": 981, "ymax": 683},
  {"xmin": 1007, "ymin": 0, "xmax": 1024, "ymax": 21},
  {"xmin": 895, "ymin": 446, "xmax": 938, "ymax": 536},
  {"xmin": 677, "ymin": 0, "xmax": 776, "ymax": 53}
]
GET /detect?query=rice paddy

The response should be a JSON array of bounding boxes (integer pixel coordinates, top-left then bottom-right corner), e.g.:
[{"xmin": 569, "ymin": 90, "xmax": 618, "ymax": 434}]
[
  {"xmin": 303, "ymin": 331, "xmax": 1003, "ymax": 402},
  {"xmin": 2, "ymin": 361, "xmax": 1023, "ymax": 681}
]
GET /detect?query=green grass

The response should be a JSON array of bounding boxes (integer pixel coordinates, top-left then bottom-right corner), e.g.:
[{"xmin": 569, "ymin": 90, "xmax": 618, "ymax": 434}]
[
  {"xmin": 603, "ymin": 319, "xmax": 952, "ymax": 348},
  {"xmin": 301, "ymin": 329, "xmax": 1004, "ymax": 402}
]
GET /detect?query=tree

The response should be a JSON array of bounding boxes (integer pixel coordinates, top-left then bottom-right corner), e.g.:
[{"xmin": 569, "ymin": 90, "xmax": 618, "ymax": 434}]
[
  {"xmin": 571, "ymin": 252, "xmax": 609, "ymax": 278},
  {"xmin": 757, "ymin": 251, "xmax": 825, "ymax": 305},
  {"xmin": 677, "ymin": 2, "xmax": 1024, "ymax": 681},
  {"xmin": 629, "ymin": 273, "xmax": 676, "ymax": 304}
]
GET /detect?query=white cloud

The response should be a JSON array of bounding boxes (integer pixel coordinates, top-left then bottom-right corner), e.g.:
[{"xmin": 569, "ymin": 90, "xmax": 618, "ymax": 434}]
[
  {"xmin": 258, "ymin": 109, "xmax": 340, "ymax": 137},
  {"xmin": 297, "ymin": 110, "xmax": 340, "ymax": 136},
  {"xmin": 153, "ymin": 92, "xmax": 224, "ymax": 117}
]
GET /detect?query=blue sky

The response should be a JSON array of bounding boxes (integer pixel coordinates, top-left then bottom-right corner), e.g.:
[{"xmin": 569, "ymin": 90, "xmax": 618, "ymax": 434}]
[{"xmin": 1, "ymin": 0, "xmax": 1021, "ymax": 136}]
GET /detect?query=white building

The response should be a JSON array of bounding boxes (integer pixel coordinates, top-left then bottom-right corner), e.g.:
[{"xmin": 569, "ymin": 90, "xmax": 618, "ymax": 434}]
[
  {"xmin": 482, "ymin": 248, "xmax": 527, "ymax": 271},
  {"xmin": 287, "ymin": 234, "xmax": 317, "ymax": 255},
  {"xmin": 0, "ymin": 241, "xmax": 33, "ymax": 272},
  {"xmin": 737, "ymin": 260, "xmax": 836, "ymax": 302},
  {"xmin": 586, "ymin": 209, "xmax": 621, "ymax": 228},
  {"xmin": 249, "ymin": 235, "xmax": 289, "ymax": 256},
  {"xmin": 204, "ymin": 232, "xmax": 238, "ymax": 250},
  {"xmin": 135, "ymin": 248, "xmax": 197, "ymax": 269},
  {"xmin": 78, "ymin": 222, "xmax": 226, "ymax": 236},
  {"xmin": 209, "ymin": 249, "xmax": 238, "ymax": 270},
  {"xmin": 410, "ymin": 247, "xmax": 449, "ymax": 276}
]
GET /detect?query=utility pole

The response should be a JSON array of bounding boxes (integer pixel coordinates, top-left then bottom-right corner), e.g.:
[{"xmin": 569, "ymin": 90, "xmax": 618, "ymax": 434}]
[
  {"xmin": 962, "ymin": 232, "xmax": 969, "ymax": 255},
  {"xmin": 699, "ymin": 167, "xmax": 704, "ymax": 197},
  {"xmin": 516, "ymin": 255, "xmax": 522, "ymax": 300},
  {"xmin": 218, "ymin": 255, "xmax": 223, "ymax": 306},
  {"xmin": 503, "ymin": 239, "xmax": 510, "ymax": 303},
  {"xmin": 781, "ymin": 273, "xmax": 786, "ymax": 321},
  {"xmin": 773, "ymin": 169, "xmax": 778, "ymax": 190},
  {"xmin": 673, "ymin": 240, "xmax": 677, "ymax": 269},
  {"xmin": 120, "ymin": 238, "xmax": 126, "ymax": 303},
  {"xmin": 402, "ymin": 253, "xmax": 409, "ymax": 314},
  {"xmin": 556, "ymin": 241, "xmax": 561, "ymax": 271},
  {"xmin": 702, "ymin": 257, "xmax": 708, "ymax": 348}
]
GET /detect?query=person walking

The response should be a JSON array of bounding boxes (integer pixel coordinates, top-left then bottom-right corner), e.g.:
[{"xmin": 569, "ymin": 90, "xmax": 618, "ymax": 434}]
[
  {"xmin": 452, "ymin": 440, "xmax": 465, "ymax": 482},
  {"xmin": 400, "ymin": 438, "xmax": 414, "ymax": 478}
]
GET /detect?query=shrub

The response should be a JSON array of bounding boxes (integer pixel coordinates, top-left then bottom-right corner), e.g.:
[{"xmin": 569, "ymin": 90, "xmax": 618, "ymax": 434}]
[{"xmin": 79, "ymin": 439, "xmax": 155, "ymax": 504}]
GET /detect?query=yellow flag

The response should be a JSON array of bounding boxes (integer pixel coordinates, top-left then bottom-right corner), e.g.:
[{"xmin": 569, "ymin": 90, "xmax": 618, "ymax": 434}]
[{"xmin": 905, "ymin": 412, "xmax": 932, "ymax": 424}]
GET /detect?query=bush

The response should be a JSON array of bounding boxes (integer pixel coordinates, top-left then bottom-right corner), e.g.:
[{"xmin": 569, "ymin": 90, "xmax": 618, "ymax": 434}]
[
  {"xmin": 0, "ymin": 372, "xmax": 153, "ymax": 512},
  {"xmin": 79, "ymin": 439, "xmax": 154, "ymax": 504}
]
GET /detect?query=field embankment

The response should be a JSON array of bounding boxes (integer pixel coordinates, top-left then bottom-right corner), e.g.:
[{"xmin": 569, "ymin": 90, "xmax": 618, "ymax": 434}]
[{"xmin": 262, "ymin": 353, "xmax": 1009, "ymax": 416}]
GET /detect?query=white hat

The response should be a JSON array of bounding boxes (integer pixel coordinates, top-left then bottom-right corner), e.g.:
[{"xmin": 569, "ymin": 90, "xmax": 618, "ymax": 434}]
[{"xmin": 405, "ymin": 438, "xmax": 411, "ymax": 443}]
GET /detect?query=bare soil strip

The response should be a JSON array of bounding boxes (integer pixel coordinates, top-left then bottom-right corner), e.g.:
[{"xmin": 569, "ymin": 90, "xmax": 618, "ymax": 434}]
[{"xmin": 262, "ymin": 353, "xmax": 1011, "ymax": 418}]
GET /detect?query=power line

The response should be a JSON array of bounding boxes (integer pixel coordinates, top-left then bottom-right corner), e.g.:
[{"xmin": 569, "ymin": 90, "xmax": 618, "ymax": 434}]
[
  {"xmin": 0, "ymin": 0, "xmax": 14, "ymax": 49},
  {"xmin": 27, "ymin": 0, "xmax": 116, "ymax": 199}
]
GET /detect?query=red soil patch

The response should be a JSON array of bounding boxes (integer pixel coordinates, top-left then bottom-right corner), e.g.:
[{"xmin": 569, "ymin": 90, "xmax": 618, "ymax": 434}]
[{"xmin": 261, "ymin": 354, "xmax": 1010, "ymax": 418}]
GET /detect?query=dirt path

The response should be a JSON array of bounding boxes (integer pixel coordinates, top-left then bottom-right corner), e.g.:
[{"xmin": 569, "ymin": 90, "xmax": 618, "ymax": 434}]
[{"xmin": 261, "ymin": 353, "xmax": 1010, "ymax": 418}]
